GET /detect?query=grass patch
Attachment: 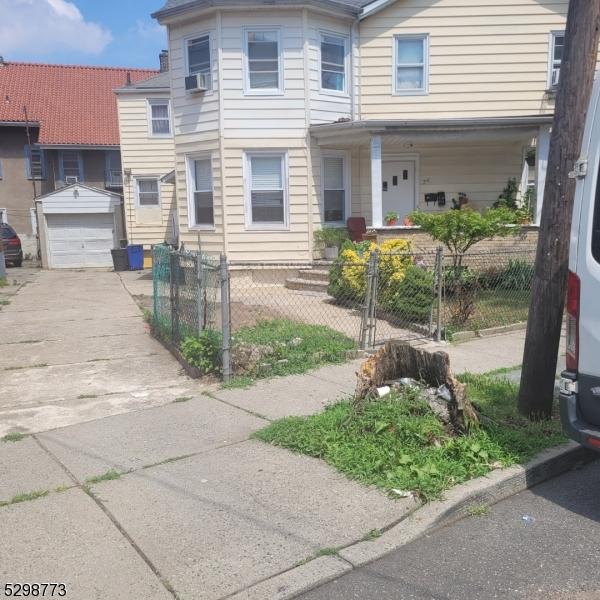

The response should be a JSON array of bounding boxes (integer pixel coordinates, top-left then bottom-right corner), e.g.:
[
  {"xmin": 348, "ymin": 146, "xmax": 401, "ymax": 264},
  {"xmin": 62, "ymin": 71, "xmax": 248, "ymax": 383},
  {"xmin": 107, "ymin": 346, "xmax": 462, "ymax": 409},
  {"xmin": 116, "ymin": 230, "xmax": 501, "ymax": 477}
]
[
  {"xmin": 233, "ymin": 319, "xmax": 356, "ymax": 378},
  {"xmin": 0, "ymin": 277, "xmax": 7, "ymax": 288},
  {"xmin": 466, "ymin": 503, "xmax": 491, "ymax": 517},
  {"xmin": 254, "ymin": 374, "xmax": 565, "ymax": 501},
  {"xmin": 85, "ymin": 469, "xmax": 122, "ymax": 485},
  {"xmin": 0, "ymin": 489, "xmax": 49, "ymax": 508},
  {"xmin": 173, "ymin": 396, "xmax": 193, "ymax": 403},
  {"xmin": 222, "ymin": 376, "xmax": 256, "ymax": 389},
  {"xmin": 314, "ymin": 547, "xmax": 339, "ymax": 557},
  {"xmin": 362, "ymin": 528, "xmax": 383, "ymax": 541},
  {"xmin": 1, "ymin": 432, "xmax": 26, "ymax": 443}
]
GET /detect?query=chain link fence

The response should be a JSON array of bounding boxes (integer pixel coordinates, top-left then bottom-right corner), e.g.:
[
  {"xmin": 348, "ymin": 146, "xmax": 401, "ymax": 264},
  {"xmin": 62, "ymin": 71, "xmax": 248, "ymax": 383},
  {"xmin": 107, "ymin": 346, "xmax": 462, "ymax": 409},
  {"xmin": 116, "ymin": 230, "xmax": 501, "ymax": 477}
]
[{"xmin": 152, "ymin": 245, "xmax": 535, "ymax": 381}]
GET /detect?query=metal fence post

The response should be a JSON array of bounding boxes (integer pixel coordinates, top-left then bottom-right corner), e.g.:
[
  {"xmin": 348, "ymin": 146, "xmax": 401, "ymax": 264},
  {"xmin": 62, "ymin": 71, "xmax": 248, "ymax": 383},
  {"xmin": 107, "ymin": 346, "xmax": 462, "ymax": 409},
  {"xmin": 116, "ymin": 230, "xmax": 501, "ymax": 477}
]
[
  {"xmin": 196, "ymin": 252, "xmax": 205, "ymax": 334},
  {"xmin": 169, "ymin": 251, "xmax": 176, "ymax": 340},
  {"xmin": 368, "ymin": 250, "xmax": 379, "ymax": 348},
  {"xmin": 435, "ymin": 246, "xmax": 444, "ymax": 342},
  {"xmin": 220, "ymin": 254, "xmax": 232, "ymax": 382}
]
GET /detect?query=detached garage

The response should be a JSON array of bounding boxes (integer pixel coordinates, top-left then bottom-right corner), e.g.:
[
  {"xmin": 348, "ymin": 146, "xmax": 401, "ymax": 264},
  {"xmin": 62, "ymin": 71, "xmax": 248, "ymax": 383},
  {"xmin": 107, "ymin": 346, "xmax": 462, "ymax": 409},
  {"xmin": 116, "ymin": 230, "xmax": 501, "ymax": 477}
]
[{"xmin": 36, "ymin": 184, "xmax": 124, "ymax": 269}]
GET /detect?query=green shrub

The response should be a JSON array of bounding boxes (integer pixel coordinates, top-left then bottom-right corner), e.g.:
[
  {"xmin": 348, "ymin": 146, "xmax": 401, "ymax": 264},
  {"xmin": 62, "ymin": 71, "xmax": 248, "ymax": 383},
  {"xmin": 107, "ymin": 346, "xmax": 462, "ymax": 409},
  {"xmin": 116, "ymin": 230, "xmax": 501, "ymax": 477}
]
[
  {"xmin": 380, "ymin": 266, "xmax": 435, "ymax": 323},
  {"xmin": 314, "ymin": 227, "xmax": 350, "ymax": 249},
  {"xmin": 180, "ymin": 330, "xmax": 222, "ymax": 375},
  {"xmin": 495, "ymin": 259, "xmax": 535, "ymax": 291}
]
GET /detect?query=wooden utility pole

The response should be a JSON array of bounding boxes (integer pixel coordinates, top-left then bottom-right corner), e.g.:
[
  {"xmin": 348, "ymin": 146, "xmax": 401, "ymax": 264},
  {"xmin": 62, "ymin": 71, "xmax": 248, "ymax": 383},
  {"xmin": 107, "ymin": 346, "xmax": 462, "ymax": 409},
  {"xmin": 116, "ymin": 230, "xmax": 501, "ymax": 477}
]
[{"xmin": 518, "ymin": 0, "xmax": 600, "ymax": 419}]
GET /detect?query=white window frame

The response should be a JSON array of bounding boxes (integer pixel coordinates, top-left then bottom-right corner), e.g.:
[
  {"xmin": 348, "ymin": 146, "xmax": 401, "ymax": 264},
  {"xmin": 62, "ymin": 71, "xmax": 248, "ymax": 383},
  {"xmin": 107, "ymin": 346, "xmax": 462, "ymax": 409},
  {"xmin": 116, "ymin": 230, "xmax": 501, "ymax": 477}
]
[
  {"xmin": 185, "ymin": 154, "xmax": 214, "ymax": 230},
  {"xmin": 183, "ymin": 31, "xmax": 214, "ymax": 92},
  {"xmin": 319, "ymin": 32, "xmax": 349, "ymax": 96},
  {"xmin": 0, "ymin": 159, "xmax": 3, "ymax": 179},
  {"xmin": 147, "ymin": 99, "xmax": 172, "ymax": 137},
  {"xmin": 58, "ymin": 150, "xmax": 84, "ymax": 183},
  {"xmin": 243, "ymin": 28, "xmax": 284, "ymax": 96},
  {"xmin": 0, "ymin": 208, "xmax": 7, "ymax": 224},
  {"xmin": 548, "ymin": 30, "xmax": 565, "ymax": 89},
  {"xmin": 243, "ymin": 151, "xmax": 289, "ymax": 230},
  {"xmin": 321, "ymin": 151, "xmax": 351, "ymax": 226},
  {"xmin": 134, "ymin": 176, "xmax": 161, "ymax": 208},
  {"xmin": 393, "ymin": 34, "xmax": 429, "ymax": 96}
]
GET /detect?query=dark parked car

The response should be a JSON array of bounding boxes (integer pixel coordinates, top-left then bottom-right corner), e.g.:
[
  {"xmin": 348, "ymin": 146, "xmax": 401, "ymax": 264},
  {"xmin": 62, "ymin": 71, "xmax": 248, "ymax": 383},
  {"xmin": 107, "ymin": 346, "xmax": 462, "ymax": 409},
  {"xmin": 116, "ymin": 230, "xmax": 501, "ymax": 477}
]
[{"xmin": 1, "ymin": 224, "xmax": 23, "ymax": 267}]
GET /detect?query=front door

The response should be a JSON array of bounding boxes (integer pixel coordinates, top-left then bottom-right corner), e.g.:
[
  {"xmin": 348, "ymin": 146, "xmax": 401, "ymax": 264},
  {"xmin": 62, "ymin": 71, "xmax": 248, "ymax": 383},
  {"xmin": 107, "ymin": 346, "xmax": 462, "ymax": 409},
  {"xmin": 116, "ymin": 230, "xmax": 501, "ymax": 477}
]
[{"xmin": 382, "ymin": 160, "xmax": 416, "ymax": 223}]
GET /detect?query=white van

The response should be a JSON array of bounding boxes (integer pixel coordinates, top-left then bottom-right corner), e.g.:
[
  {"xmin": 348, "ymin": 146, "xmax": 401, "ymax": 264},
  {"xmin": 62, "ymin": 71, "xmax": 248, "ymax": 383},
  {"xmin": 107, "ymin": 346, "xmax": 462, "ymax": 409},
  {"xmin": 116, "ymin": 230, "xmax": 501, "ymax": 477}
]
[{"xmin": 560, "ymin": 73, "xmax": 600, "ymax": 451}]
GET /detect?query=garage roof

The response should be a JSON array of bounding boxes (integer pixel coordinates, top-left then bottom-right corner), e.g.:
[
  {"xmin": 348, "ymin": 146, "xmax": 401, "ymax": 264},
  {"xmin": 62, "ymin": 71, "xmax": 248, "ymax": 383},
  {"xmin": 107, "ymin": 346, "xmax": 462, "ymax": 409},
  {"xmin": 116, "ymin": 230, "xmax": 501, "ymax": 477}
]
[{"xmin": 0, "ymin": 61, "xmax": 157, "ymax": 146}]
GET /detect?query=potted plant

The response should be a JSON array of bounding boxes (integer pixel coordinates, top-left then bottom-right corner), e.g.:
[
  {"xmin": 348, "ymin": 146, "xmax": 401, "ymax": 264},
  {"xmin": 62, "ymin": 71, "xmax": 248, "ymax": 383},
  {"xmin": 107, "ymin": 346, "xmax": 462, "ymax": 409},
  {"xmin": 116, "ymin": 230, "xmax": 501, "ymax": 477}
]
[
  {"xmin": 403, "ymin": 216, "xmax": 413, "ymax": 226},
  {"xmin": 314, "ymin": 227, "xmax": 349, "ymax": 260},
  {"xmin": 384, "ymin": 211, "xmax": 399, "ymax": 226}
]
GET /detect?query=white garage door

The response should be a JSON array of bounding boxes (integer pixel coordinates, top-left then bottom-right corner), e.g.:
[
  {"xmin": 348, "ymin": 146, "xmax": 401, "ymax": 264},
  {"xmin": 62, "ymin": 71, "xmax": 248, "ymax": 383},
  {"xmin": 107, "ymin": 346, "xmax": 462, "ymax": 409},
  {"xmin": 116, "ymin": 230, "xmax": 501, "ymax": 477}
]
[{"xmin": 47, "ymin": 213, "xmax": 115, "ymax": 268}]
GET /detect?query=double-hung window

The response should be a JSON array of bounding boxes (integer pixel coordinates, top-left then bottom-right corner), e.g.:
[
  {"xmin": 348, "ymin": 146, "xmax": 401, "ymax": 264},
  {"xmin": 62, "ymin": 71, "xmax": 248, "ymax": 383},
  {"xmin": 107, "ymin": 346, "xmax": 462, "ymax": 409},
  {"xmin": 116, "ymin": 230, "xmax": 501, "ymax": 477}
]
[
  {"xmin": 136, "ymin": 178, "xmax": 160, "ymax": 206},
  {"xmin": 394, "ymin": 34, "xmax": 428, "ymax": 95},
  {"xmin": 245, "ymin": 30, "xmax": 281, "ymax": 93},
  {"xmin": 246, "ymin": 153, "xmax": 287, "ymax": 227},
  {"xmin": 187, "ymin": 34, "xmax": 212, "ymax": 89},
  {"xmin": 148, "ymin": 100, "xmax": 171, "ymax": 136},
  {"xmin": 549, "ymin": 31, "xmax": 564, "ymax": 88},
  {"xmin": 25, "ymin": 146, "xmax": 44, "ymax": 179},
  {"xmin": 60, "ymin": 150, "xmax": 83, "ymax": 183},
  {"xmin": 189, "ymin": 157, "xmax": 214, "ymax": 227},
  {"xmin": 322, "ymin": 155, "xmax": 347, "ymax": 224},
  {"xmin": 321, "ymin": 34, "xmax": 346, "ymax": 93}
]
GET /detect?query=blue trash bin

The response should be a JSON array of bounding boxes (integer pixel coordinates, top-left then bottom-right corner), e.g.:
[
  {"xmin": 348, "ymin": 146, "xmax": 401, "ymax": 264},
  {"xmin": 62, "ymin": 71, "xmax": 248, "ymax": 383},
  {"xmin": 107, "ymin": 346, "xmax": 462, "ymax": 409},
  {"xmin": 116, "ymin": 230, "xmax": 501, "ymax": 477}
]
[{"xmin": 127, "ymin": 244, "xmax": 144, "ymax": 271}]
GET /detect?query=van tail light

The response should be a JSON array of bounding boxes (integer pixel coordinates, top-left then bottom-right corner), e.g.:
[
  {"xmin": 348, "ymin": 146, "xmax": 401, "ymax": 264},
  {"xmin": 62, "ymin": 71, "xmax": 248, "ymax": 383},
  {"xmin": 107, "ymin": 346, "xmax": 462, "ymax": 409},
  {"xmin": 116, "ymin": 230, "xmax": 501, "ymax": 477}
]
[
  {"xmin": 6, "ymin": 237, "xmax": 20, "ymax": 247},
  {"xmin": 566, "ymin": 270, "xmax": 580, "ymax": 372}
]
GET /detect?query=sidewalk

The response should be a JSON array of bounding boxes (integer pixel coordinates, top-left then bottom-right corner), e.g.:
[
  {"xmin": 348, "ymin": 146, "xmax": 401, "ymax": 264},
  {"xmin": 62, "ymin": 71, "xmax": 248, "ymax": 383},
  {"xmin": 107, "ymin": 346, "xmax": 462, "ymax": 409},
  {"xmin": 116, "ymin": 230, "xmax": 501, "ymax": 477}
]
[{"xmin": 1, "ymin": 271, "xmax": 539, "ymax": 599}]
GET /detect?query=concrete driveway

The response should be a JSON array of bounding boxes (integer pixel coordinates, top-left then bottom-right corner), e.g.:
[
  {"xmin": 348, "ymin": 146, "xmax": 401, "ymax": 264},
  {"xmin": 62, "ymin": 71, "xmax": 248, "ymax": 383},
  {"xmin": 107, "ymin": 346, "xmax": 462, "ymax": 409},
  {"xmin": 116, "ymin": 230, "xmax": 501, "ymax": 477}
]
[{"xmin": 0, "ymin": 269, "xmax": 196, "ymax": 436}]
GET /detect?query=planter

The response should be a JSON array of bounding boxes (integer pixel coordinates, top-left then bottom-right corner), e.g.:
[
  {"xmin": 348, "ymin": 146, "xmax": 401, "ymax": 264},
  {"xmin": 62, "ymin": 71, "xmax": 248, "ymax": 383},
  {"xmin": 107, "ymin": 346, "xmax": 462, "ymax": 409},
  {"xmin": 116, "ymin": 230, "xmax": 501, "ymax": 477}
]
[
  {"xmin": 385, "ymin": 219, "xmax": 398, "ymax": 227},
  {"xmin": 324, "ymin": 246, "xmax": 339, "ymax": 260}
]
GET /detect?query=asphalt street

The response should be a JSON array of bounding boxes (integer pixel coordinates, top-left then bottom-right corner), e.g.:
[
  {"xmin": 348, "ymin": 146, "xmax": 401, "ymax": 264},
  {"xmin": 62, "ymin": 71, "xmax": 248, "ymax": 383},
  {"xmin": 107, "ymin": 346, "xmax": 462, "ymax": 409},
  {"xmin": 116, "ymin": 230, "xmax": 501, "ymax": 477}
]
[{"xmin": 299, "ymin": 459, "xmax": 600, "ymax": 600}]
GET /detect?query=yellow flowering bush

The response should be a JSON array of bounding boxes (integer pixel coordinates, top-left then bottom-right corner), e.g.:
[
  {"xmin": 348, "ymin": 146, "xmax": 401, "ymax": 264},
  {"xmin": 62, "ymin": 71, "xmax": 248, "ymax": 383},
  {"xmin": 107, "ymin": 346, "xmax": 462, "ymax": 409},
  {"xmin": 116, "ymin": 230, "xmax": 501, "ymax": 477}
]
[{"xmin": 328, "ymin": 238, "xmax": 414, "ymax": 303}]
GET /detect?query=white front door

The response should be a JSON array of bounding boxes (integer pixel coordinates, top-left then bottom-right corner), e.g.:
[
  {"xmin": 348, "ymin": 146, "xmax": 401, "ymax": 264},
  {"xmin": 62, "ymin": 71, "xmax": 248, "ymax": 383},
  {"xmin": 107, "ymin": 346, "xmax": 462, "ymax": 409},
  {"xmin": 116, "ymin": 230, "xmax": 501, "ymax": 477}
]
[
  {"xmin": 382, "ymin": 160, "xmax": 416, "ymax": 222},
  {"xmin": 46, "ymin": 213, "xmax": 115, "ymax": 268}
]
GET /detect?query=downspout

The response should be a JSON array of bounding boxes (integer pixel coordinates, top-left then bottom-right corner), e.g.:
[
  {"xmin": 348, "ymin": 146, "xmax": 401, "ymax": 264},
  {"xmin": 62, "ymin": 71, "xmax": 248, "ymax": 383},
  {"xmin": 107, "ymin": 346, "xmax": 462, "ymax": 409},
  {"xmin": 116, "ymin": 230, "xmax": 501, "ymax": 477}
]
[
  {"xmin": 216, "ymin": 9, "xmax": 229, "ymax": 255},
  {"xmin": 302, "ymin": 8, "xmax": 314, "ymax": 261}
]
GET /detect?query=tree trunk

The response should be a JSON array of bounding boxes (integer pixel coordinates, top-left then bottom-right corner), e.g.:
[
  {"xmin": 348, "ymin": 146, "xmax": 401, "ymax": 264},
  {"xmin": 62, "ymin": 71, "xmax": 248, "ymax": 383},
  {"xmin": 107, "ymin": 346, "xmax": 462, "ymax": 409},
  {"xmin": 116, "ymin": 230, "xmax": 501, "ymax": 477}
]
[
  {"xmin": 355, "ymin": 341, "xmax": 479, "ymax": 434},
  {"xmin": 519, "ymin": 1, "xmax": 600, "ymax": 419}
]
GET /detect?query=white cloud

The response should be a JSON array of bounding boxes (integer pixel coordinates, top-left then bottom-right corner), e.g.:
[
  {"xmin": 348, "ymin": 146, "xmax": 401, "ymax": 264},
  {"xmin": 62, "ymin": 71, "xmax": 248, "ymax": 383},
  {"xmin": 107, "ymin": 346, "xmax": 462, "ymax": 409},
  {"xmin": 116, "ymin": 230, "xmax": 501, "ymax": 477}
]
[
  {"xmin": 0, "ymin": 0, "xmax": 112, "ymax": 57},
  {"xmin": 135, "ymin": 19, "xmax": 164, "ymax": 40}
]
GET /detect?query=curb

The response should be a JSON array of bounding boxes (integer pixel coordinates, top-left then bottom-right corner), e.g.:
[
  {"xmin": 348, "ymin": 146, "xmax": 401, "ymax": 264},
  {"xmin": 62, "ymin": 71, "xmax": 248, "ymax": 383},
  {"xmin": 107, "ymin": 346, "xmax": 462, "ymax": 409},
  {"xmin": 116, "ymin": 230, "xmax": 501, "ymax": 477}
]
[{"xmin": 232, "ymin": 442, "xmax": 597, "ymax": 600}]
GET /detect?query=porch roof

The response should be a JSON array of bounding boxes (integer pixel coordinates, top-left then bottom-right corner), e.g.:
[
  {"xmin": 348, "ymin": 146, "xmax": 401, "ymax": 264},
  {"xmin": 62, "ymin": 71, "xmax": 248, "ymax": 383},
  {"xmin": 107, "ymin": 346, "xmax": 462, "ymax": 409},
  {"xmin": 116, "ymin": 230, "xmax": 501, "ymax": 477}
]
[{"xmin": 310, "ymin": 116, "xmax": 554, "ymax": 145}]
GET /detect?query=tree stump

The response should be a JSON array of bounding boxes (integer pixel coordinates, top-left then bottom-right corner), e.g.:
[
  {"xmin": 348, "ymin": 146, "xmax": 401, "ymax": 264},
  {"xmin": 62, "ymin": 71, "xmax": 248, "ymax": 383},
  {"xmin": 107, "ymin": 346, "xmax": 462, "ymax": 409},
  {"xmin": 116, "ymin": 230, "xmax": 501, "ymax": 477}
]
[{"xmin": 355, "ymin": 341, "xmax": 479, "ymax": 434}]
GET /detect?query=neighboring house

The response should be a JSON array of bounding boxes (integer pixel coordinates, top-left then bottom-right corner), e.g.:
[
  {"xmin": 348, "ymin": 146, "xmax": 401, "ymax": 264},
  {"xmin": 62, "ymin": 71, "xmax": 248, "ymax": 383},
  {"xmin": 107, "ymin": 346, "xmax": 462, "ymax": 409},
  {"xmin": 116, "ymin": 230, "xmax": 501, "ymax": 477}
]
[
  {"xmin": 142, "ymin": 0, "xmax": 575, "ymax": 263},
  {"xmin": 0, "ymin": 60, "xmax": 156, "ymax": 265},
  {"xmin": 115, "ymin": 56, "xmax": 178, "ymax": 255}
]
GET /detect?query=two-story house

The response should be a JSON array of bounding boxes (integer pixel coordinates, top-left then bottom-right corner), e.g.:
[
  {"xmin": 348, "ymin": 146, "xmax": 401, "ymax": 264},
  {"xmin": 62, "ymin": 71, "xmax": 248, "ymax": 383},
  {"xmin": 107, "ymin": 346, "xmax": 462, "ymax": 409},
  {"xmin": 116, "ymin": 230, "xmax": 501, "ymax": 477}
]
[
  {"xmin": 121, "ymin": 0, "xmax": 575, "ymax": 263},
  {"xmin": 0, "ymin": 60, "xmax": 156, "ymax": 265}
]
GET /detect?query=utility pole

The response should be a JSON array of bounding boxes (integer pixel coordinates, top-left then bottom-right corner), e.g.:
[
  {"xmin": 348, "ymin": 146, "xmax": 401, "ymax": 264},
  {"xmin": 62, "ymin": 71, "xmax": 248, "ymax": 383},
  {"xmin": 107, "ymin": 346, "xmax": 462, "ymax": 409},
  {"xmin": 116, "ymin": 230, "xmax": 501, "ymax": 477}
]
[
  {"xmin": 23, "ymin": 105, "xmax": 41, "ymax": 263},
  {"xmin": 518, "ymin": 1, "xmax": 600, "ymax": 419}
]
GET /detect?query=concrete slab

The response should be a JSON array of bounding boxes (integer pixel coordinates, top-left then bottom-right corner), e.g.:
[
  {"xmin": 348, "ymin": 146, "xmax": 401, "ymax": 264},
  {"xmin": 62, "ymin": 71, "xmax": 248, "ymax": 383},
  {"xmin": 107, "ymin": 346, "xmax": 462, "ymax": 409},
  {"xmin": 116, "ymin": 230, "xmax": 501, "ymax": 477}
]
[
  {"xmin": 93, "ymin": 440, "xmax": 401, "ymax": 600},
  {"xmin": 214, "ymin": 374, "xmax": 351, "ymax": 420},
  {"xmin": 0, "ymin": 437, "xmax": 72, "ymax": 503},
  {"xmin": 0, "ymin": 384, "xmax": 200, "ymax": 438},
  {"xmin": 1, "ymin": 354, "xmax": 188, "ymax": 407},
  {"xmin": 307, "ymin": 360, "xmax": 363, "ymax": 394},
  {"xmin": 0, "ymin": 333, "xmax": 160, "ymax": 369},
  {"xmin": 38, "ymin": 395, "xmax": 267, "ymax": 481},
  {"xmin": 0, "ymin": 488, "xmax": 171, "ymax": 599}
]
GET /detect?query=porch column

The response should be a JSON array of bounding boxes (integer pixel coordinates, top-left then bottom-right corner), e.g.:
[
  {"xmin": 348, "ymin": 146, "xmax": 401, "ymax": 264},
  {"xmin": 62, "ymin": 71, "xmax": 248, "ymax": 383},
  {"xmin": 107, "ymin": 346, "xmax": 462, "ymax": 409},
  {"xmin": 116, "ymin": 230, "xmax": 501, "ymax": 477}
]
[
  {"xmin": 535, "ymin": 124, "xmax": 551, "ymax": 225},
  {"xmin": 371, "ymin": 135, "xmax": 383, "ymax": 228}
]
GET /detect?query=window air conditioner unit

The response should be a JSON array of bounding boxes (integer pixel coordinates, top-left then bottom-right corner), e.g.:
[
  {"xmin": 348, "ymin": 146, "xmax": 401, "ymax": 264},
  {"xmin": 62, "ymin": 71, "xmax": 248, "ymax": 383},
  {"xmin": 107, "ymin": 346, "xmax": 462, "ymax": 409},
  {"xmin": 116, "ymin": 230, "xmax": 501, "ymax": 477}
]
[
  {"xmin": 65, "ymin": 175, "xmax": 79, "ymax": 184},
  {"xmin": 551, "ymin": 68, "xmax": 560, "ymax": 87},
  {"xmin": 185, "ymin": 73, "xmax": 210, "ymax": 93}
]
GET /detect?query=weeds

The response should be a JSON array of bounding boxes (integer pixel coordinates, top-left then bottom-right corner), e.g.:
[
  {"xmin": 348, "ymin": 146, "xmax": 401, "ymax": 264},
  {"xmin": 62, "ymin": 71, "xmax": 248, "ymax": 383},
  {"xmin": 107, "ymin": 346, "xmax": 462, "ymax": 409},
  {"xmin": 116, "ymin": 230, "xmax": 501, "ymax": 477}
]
[
  {"xmin": 255, "ymin": 373, "xmax": 565, "ymax": 501},
  {"xmin": 1, "ymin": 432, "xmax": 26, "ymax": 443},
  {"xmin": 173, "ymin": 396, "xmax": 193, "ymax": 403},
  {"xmin": 77, "ymin": 394, "xmax": 98, "ymax": 399},
  {"xmin": 0, "ymin": 490, "xmax": 49, "ymax": 508},
  {"xmin": 85, "ymin": 470, "xmax": 122, "ymax": 485},
  {"xmin": 466, "ymin": 503, "xmax": 491, "ymax": 517}
]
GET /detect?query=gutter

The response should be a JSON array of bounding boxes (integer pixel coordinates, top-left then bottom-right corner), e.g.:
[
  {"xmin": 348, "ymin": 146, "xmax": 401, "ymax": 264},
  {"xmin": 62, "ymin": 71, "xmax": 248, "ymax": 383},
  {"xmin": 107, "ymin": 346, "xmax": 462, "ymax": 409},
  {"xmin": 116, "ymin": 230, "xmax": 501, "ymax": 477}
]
[
  {"xmin": 152, "ymin": 0, "xmax": 359, "ymax": 22},
  {"xmin": 0, "ymin": 120, "xmax": 40, "ymax": 127}
]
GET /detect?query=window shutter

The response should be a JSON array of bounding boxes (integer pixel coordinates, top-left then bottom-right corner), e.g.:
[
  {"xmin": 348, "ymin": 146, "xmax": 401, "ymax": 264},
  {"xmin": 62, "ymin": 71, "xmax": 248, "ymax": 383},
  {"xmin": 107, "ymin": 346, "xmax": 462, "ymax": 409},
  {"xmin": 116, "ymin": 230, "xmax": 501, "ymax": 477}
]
[
  {"xmin": 251, "ymin": 156, "xmax": 282, "ymax": 189},
  {"xmin": 24, "ymin": 145, "xmax": 31, "ymax": 178}
]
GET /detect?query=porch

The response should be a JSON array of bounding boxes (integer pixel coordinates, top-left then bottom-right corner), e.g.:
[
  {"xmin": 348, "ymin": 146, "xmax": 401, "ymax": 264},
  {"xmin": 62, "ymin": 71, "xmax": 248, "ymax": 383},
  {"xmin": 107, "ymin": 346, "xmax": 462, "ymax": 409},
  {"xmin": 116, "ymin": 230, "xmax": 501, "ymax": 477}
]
[{"xmin": 310, "ymin": 116, "xmax": 553, "ymax": 231}]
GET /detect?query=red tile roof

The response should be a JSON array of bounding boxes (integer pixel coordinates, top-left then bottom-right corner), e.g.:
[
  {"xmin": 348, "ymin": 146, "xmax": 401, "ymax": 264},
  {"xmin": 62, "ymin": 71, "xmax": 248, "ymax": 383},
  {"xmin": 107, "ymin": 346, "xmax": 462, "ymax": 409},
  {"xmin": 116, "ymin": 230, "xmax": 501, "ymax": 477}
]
[{"xmin": 0, "ymin": 62, "xmax": 158, "ymax": 146}]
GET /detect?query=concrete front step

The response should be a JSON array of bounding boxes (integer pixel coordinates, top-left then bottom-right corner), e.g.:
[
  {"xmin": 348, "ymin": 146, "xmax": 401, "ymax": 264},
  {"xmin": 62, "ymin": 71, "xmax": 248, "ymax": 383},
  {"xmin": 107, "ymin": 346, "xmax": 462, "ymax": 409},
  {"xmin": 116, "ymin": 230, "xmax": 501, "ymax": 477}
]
[
  {"xmin": 285, "ymin": 278, "xmax": 329, "ymax": 293},
  {"xmin": 296, "ymin": 268, "xmax": 330, "ymax": 282}
]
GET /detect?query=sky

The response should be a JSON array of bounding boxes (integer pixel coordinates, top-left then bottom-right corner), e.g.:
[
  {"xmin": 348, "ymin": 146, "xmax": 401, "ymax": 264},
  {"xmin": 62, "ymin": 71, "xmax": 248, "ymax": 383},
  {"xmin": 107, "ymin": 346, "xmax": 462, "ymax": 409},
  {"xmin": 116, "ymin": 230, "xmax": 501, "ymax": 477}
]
[{"xmin": 0, "ymin": 0, "xmax": 168, "ymax": 69}]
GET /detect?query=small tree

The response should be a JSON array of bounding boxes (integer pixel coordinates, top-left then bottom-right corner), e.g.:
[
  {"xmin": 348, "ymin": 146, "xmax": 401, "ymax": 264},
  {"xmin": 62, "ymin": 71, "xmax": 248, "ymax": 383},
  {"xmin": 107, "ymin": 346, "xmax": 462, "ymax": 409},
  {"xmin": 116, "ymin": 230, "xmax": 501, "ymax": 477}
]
[{"xmin": 410, "ymin": 207, "xmax": 517, "ymax": 268}]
